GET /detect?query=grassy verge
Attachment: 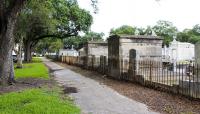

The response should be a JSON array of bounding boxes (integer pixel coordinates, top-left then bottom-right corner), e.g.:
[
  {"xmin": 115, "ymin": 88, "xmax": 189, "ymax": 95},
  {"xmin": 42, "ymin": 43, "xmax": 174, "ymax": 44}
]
[
  {"xmin": 0, "ymin": 88, "xmax": 80, "ymax": 114},
  {"xmin": 32, "ymin": 57, "xmax": 43, "ymax": 63},
  {"xmin": 14, "ymin": 57, "xmax": 49, "ymax": 79},
  {"xmin": 2, "ymin": 57, "xmax": 81, "ymax": 114}
]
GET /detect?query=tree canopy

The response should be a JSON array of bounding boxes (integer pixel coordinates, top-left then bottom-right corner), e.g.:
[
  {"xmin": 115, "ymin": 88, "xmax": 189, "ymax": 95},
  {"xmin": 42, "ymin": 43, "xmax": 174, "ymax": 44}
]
[
  {"xmin": 110, "ymin": 25, "xmax": 136, "ymax": 35},
  {"xmin": 35, "ymin": 38, "xmax": 63, "ymax": 54},
  {"xmin": 177, "ymin": 25, "xmax": 200, "ymax": 44},
  {"xmin": 152, "ymin": 20, "xmax": 178, "ymax": 46},
  {"xmin": 15, "ymin": 0, "xmax": 93, "ymax": 62},
  {"xmin": 0, "ymin": 0, "xmax": 96, "ymax": 84},
  {"xmin": 63, "ymin": 31, "xmax": 104, "ymax": 49}
]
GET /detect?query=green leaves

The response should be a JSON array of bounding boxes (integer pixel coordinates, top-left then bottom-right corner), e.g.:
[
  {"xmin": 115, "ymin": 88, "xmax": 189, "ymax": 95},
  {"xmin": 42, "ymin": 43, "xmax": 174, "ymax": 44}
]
[
  {"xmin": 52, "ymin": 0, "xmax": 93, "ymax": 36},
  {"xmin": 63, "ymin": 31, "xmax": 104, "ymax": 49},
  {"xmin": 152, "ymin": 20, "xmax": 178, "ymax": 46},
  {"xmin": 16, "ymin": 0, "xmax": 93, "ymax": 42},
  {"xmin": 35, "ymin": 38, "xmax": 63, "ymax": 53},
  {"xmin": 177, "ymin": 26, "xmax": 200, "ymax": 44},
  {"xmin": 110, "ymin": 25, "xmax": 136, "ymax": 35}
]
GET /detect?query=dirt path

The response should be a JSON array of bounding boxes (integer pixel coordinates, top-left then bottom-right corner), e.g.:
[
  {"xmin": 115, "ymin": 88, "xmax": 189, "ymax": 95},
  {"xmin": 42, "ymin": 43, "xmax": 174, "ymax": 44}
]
[{"xmin": 43, "ymin": 58, "xmax": 158, "ymax": 114}]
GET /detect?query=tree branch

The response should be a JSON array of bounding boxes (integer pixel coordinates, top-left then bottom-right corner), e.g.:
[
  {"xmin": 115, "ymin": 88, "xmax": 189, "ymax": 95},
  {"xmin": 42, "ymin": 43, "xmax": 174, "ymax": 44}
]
[
  {"xmin": 7, "ymin": 0, "xmax": 28, "ymax": 20},
  {"xmin": 31, "ymin": 40, "xmax": 38, "ymax": 48},
  {"xmin": 0, "ymin": 0, "xmax": 5, "ymax": 33},
  {"xmin": 33, "ymin": 34, "xmax": 77, "ymax": 41}
]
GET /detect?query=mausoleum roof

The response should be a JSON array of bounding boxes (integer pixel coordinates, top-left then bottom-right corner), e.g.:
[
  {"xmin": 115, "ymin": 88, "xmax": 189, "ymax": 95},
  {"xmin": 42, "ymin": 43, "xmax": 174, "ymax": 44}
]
[
  {"xmin": 87, "ymin": 41, "xmax": 107, "ymax": 44},
  {"xmin": 109, "ymin": 35, "xmax": 163, "ymax": 40}
]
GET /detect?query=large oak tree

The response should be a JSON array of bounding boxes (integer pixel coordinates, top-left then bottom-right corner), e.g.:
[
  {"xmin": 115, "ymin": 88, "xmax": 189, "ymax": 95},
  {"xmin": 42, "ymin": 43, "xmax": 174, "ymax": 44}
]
[
  {"xmin": 19, "ymin": 0, "xmax": 92, "ymax": 62},
  {"xmin": 0, "ymin": 0, "xmax": 28, "ymax": 85},
  {"xmin": 0, "ymin": 0, "xmax": 96, "ymax": 85}
]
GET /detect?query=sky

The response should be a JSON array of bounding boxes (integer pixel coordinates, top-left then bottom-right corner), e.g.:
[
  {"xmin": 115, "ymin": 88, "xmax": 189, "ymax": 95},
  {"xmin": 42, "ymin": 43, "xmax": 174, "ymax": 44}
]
[{"xmin": 77, "ymin": 0, "xmax": 200, "ymax": 37}]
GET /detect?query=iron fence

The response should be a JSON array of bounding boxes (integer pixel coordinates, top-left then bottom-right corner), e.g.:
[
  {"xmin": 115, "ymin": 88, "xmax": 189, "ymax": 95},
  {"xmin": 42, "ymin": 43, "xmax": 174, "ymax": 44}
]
[
  {"xmin": 52, "ymin": 55, "xmax": 200, "ymax": 99},
  {"xmin": 133, "ymin": 60, "xmax": 200, "ymax": 99}
]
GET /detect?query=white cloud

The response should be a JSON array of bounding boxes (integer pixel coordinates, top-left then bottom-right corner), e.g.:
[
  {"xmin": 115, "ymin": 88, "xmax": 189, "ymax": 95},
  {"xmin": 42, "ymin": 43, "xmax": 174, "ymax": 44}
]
[{"xmin": 78, "ymin": 0, "xmax": 200, "ymax": 37}]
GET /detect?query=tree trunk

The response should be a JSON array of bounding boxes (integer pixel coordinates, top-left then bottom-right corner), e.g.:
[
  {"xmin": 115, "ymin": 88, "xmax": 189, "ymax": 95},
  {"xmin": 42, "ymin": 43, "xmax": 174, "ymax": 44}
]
[
  {"xmin": 0, "ymin": 18, "xmax": 16, "ymax": 85},
  {"xmin": 16, "ymin": 40, "xmax": 23, "ymax": 68},
  {"xmin": 0, "ymin": 0, "xmax": 27, "ymax": 85},
  {"xmin": 24, "ymin": 41, "xmax": 32, "ymax": 62},
  {"xmin": 9, "ymin": 54, "xmax": 15, "ymax": 84}
]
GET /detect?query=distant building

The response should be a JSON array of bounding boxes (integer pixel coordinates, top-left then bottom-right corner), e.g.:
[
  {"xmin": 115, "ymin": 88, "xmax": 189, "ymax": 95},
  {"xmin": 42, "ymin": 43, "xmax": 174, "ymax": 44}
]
[
  {"xmin": 108, "ymin": 35, "xmax": 163, "ymax": 79},
  {"xmin": 59, "ymin": 49, "xmax": 79, "ymax": 56},
  {"xmin": 162, "ymin": 38, "xmax": 195, "ymax": 63},
  {"xmin": 79, "ymin": 41, "xmax": 108, "ymax": 57},
  {"xmin": 78, "ymin": 41, "xmax": 108, "ymax": 68}
]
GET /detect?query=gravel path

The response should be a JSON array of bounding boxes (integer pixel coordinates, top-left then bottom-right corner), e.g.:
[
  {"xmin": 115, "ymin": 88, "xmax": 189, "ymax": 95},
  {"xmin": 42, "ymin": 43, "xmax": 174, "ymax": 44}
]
[{"xmin": 43, "ymin": 58, "xmax": 158, "ymax": 114}]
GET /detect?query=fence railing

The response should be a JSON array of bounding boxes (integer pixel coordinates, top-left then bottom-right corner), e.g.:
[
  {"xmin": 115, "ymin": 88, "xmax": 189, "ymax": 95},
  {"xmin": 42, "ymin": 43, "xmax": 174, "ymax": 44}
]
[
  {"xmin": 133, "ymin": 60, "xmax": 200, "ymax": 99},
  {"xmin": 59, "ymin": 56, "xmax": 108, "ymax": 75},
  {"xmin": 50, "ymin": 55, "xmax": 200, "ymax": 99}
]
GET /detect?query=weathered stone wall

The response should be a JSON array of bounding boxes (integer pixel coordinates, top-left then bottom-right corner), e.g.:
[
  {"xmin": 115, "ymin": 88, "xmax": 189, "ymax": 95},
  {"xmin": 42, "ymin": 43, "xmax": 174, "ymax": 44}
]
[
  {"xmin": 108, "ymin": 36, "xmax": 120, "ymax": 78},
  {"xmin": 108, "ymin": 35, "xmax": 163, "ymax": 79},
  {"xmin": 78, "ymin": 47, "xmax": 86, "ymax": 57},
  {"xmin": 81, "ymin": 41, "xmax": 108, "ymax": 68},
  {"xmin": 195, "ymin": 42, "xmax": 200, "ymax": 64},
  {"xmin": 85, "ymin": 41, "xmax": 108, "ymax": 57},
  {"xmin": 119, "ymin": 36, "xmax": 163, "ymax": 61}
]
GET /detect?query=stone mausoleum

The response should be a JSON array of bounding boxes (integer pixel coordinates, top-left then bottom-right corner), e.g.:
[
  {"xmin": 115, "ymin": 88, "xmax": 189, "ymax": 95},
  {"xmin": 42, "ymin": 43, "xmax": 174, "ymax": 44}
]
[
  {"xmin": 162, "ymin": 37, "xmax": 194, "ymax": 63},
  {"xmin": 108, "ymin": 35, "xmax": 163, "ymax": 79},
  {"xmin": 79, "ymin": 41, "xmax": 108, "ymax": 57},
  {"xmin": 78, "ymin": 41, "xmax": 108, "ymax": 68}
]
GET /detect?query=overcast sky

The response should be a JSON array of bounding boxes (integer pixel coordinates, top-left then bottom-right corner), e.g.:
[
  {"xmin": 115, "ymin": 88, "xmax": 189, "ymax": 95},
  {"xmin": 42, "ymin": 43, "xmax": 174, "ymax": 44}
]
[{"xmin": 77, "ymin": 0, "xmax": 200, "ymax": 37}]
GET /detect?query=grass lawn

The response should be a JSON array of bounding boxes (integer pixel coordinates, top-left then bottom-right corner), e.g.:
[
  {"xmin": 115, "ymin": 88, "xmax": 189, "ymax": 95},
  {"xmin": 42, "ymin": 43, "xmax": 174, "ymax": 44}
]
[
  {"xmin": 0, "ymin": 88, "xmax": 80, "ymax": 114},
  {"xmin": 31, "ymin": 57, "xmax": 43, "ymax": 63},
  {"xmin": 1, "ymin": 57, "xmax": 81, "ymax": 114},
  {"xmin": 14, "ymin": 57, "xmax": 49, "ymax": 79}
]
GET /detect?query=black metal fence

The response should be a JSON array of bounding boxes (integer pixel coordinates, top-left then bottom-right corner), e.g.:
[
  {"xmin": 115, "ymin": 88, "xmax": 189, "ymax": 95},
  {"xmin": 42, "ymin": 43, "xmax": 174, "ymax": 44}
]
[
  {"xmin": 133, "ymin": 60, "xmax": 200, "ymax": 99},
  {"xmin": 51, "ymin": 55, "xmax": 200, "ymax": 99},
  {"xmin": 59, "ymin": 56, "xmax": 108, "ymax": 75}
]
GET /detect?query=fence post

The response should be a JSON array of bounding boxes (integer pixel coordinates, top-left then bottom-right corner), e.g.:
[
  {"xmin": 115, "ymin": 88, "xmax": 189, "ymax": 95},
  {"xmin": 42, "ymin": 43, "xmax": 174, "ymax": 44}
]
[
  {"xmin": 103, "ymin": 56, "xmax": 107, "ymax": 74},
  {"xmin": 150, "ymin": 61, "xmax": 152, "ymax": 82},
  {"xmin": 129, "ymin": 49, "xmax": 138, "ymax": 82},
  {"xmin": 67, "ymin": 56, "xmax": 69, "ymax": 64},
  {"xmin": 76, "ymin": 56, "xmax": 78, "ymax": 66},
  {"xmin": 84, "ymin": 56, "xmax": 87, "ymax": 69},
  {"xmin": 91, "ymin": 55, "xmax": 94, "ymax": 70},
  {"xmin": 100, "ymin": 56, "xmax": 103, "ymax": 73},
  {"xmin": 61, "ymin": 56, "xmax": 63, "ymax": 62}
]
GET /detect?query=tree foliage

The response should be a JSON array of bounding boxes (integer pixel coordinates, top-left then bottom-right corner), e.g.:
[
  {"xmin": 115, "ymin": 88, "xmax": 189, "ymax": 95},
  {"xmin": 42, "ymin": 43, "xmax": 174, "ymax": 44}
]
[
  {"xmin": 0, "ymin": 0, "xmax": 96, "ymax": 84},
  {"xmin": 63, "ymin": 31, "xmax": 104, "ymax": 49},
  {"xmin": 35, "ymin": 38, "xmax": 63, "ymax": 54},
  {"xmin": 15, "ymin": 0, "xmax": 93, "ymax": 62},
  {"xmin": 110, "ymin": 25, "xmax": 136, "ymax": 35},
  {"xmin": 177, "ymin": 25, "xmax": 200, "ymax": 44},
  {"xmin": 153, "ymin": 20, "xmax": 178, "ymax": 46}
]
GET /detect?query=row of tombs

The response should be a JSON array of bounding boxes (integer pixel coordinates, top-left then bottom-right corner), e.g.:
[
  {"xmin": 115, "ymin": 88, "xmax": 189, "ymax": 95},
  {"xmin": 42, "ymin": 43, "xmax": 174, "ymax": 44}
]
[
  {"xmin": 58, "ymin": 35, "xmax": 163, "ymax": 78},
  {"xmin": 52, "ymin": 35, "xmax": 200, "ymax": 98}
]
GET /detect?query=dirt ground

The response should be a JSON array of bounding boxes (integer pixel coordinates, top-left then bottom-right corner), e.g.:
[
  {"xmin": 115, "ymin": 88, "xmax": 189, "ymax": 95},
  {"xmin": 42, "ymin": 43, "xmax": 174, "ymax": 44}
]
[
  {"xmin": 0, "ymin": 78, "xmax": 55, "ymax": 95},
  {"xmin": 58, "ymin": 63, "xmax": 200, "ymax": 114}
]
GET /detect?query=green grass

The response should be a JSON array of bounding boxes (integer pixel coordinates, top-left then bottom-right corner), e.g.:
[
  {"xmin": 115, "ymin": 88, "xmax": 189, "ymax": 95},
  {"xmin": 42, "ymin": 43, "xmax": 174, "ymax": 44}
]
[
  {"xmin": 0, "ymin": 88, "xmax": 80, "ymax": 114},
  {"xmin": 14, "ymin": 57, "xmax": 49, "ymax": 79},
  {"xmin": 32, "ymin": 57, "xmax": 43, "ymax": 63}
]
